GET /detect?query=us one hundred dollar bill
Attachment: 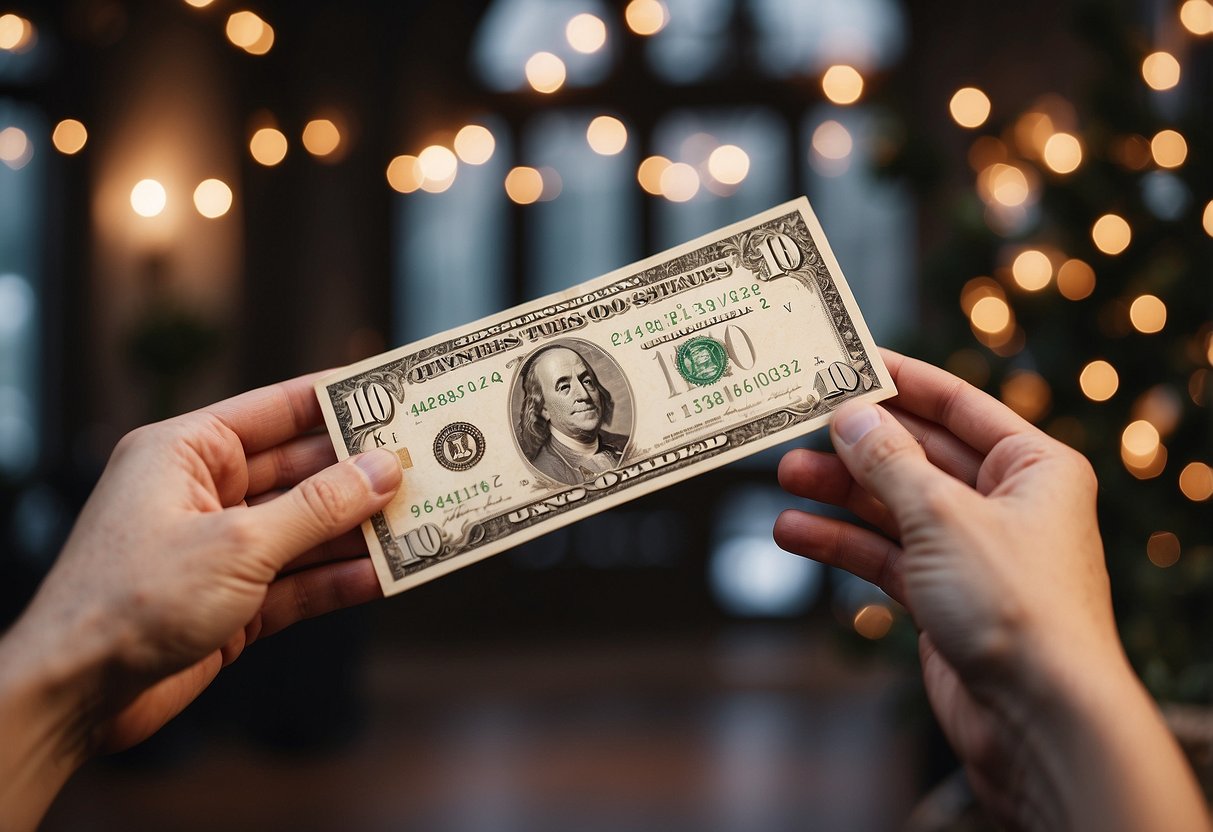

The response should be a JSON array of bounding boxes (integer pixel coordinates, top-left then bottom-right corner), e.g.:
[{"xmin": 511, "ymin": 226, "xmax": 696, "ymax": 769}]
[{"xmin": 317, "ymin": 197, "xmax": 896, "ymax": 595}]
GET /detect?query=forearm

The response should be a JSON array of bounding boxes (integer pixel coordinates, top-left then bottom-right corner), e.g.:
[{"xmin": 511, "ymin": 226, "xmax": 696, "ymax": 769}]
[
  {"xmin": 0, "ymin": 608, "xmax": 108, "ymax": 831},
  {"xmin": 1005, "ymin": 650, "xmax": 1211, "ymax": 832}
]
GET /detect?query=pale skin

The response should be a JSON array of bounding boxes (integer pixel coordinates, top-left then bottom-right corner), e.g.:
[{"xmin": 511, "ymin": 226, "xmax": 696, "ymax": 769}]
[
  {"xmin": 774, "ymin": 349, "xmax": 1211, "ymax": 831},
  {"xmin": 1, "ymin": 356, "xmax": 1209, "ymax": 831},
  {"xmin": 0, "ymin": 373, "xmax": 403, "ymax": 832}
]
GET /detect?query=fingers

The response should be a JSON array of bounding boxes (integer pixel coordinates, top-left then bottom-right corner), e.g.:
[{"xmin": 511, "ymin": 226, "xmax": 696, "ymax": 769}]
[
  {"xmin": 246, "ymin": 448, "xmax": 402, "ymax": 571},
  {"xmin": 886, "ymin": 404, "xmax": 984, "ymax": 487},
  {"xmin": 777, "ymin": 449, "xmax": 898, "ymax": 537},
  {"xmin": 257, "ymin": 558, "xmax": 383, "ymax": 640},
  {"xmin": 880, "ymin": 349, "xmax": 1035, "ymax": 454},
  {"xmin": 244, "ymin": 433, "xmax": 337, "ymax": 498},
  {"xmin": 829, "ymin": 402, "xmax": 959, "ymax": 524},
  {"xmin": 773, "ymin": 508, "xmax": 906, "ymax": 604},
  {"xmin": 201, "ymin": 371, "xmax": 330, "ymax": 455}
]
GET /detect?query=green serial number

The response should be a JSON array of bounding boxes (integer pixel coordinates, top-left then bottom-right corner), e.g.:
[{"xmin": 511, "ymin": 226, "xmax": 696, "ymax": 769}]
[
  {"xmin": 410, "ymin": 475, "xmax": 502, "ymax": 517},
  {"xmin": 410, "ymin": 373, "xmax": 504, "ymax": 418}
]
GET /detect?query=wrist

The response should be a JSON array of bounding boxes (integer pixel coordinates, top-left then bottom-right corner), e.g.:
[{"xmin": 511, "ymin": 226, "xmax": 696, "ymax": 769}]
[
  {"xmin": 987, "ymin": 637, "xmax": 1210, "ymax": 831},
  {"xmin": 0, "ymin": 594, "xmax": 127, "ymax": 829}
]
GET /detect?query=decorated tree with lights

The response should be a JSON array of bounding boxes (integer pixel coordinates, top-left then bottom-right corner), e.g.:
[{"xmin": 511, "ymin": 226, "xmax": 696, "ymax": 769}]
[{"xmin": 904, "ymin": 1, "xmax": 1213, "ymax": 702}]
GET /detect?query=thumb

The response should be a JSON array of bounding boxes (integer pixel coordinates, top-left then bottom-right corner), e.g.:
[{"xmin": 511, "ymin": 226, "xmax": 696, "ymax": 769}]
[
  {"xmin": 830, "ymin": 402, "xmax": 947, "ymax": 521},
  {"xmin": 250, "ymin": 447, "xmax": 402, "ymax": 570}
]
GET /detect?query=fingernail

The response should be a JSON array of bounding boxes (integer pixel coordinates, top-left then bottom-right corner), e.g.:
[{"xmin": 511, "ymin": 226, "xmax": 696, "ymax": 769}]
[
  {"xmin": 834, "ymin": 404, "xmax": 881, "ymax": 445},
  {"xmin": 352, "ymin": 448, "xmax": 401, "ymax": 493}
]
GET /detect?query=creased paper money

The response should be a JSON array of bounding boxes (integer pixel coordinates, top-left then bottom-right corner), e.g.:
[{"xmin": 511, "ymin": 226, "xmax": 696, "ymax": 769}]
[{"xmin": 317, "ymin": 197, "xmax": 895, "ymax": 595}]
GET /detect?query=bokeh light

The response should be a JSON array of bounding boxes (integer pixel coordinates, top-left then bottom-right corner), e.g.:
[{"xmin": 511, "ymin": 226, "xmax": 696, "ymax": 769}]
[
  {"xmin": 1001, "ymin": 370, "xmax": 1051, "ymax": 422},
  {"xmin": 302, "ymin": 119, "xmax": 341, "ymax": 158},
  {"xmin": 454, "ymin": 125, "xmax": 495, "ymax": 165},
  {"xmin": 1129, "ymin": 294, "xmax": 1166, "ymax": 334},
  {"xmin": 1146, "ymin": 532, "xmax": 1181, "ymax": 568},
  {"xmin": 970, "ymin": 296, "xmax": 1011, "ymax": 334},
  {"xmin": 949, "ymin": 87, "xmax": 991, "ymax": 128},
  {"xmin": 130, "ymin": 179, "xmax": 167, "ymax": 218},
  {"xmin": 505, "ymin": 166, "xmax": 544, "ymax": 204},
  {"xmin": 1204, "ymin": 201, "xmax": 1213, "ymax": 237},
  {"xmin": 184, "ymin": 0, "xmax": 215, "ymax": 7},
  {"xmin": 1079, "ymin": 360, "xmax": 1119, "ymax": 402},
  {"xmin": 1111, "ymin": 134, "xmax": 1153, "ymax": 170},
  {"xmin": 1013, "ymin": 111, "xmax": 1055, "ymax": 159},
  {"xmin": 566, "ymin": 13, "xmax": 607, "ymax": 53},
  {"xmin": 193, "ymin": 178, "xmax": 233, "ymax": 218},
  {"xmin": 637, "ymin": 155, "xmax": 671, "ymax": 195},
  {"xmin": 1092, "ymin": 214, "xmax": 1131, "ymax": 255},
  {"xmin": 811, "ymin": 120, "xmax": 852, "ymax": 175},
  {"xmin": 586, "ymin": 116, "xmax": 628, "ymax": 155},
  {"xmin": 1042, "ymin": 132, "xmax": 1082, "ymax": 174},
  {"xmin": 1057, "ymin": 258, "xmax": 1096, "ymax": 300},
  {"xmin": 661, "ymin": 162, "xmax": 700, "ymax": 202},
  {"xmin": 525, "ymin": 52, "xmax": 566, "ymax": 94},
  {"xmin": 625, "ymin": 0, "xmax": 668, "ymax": 36},
  {"xmin": 1151, "ymin": 129, "xmax": 1188, "ymax": 168},
  {"xmin": 822, "ymin": 65, "xmax": 864, "ymax": 105},
  {"xmin": 538, "ymin": 166, "xmax": 562, "ymax": 201},
  {"xmin": 386, "ymin": 155, "xmax": 423, "ymax": 193},
  {"xmin": 981, "ymin": 163, "xmax": 1031, "ymax": 207},
  {"xmin": 0, "ymin": 126, "xmax": 31, "ymax": 169},
  {"xmin": 1181, "ymin": 0, "xmax": 1213, "ymax": 34},
  {"xmin": 1011, "ymin": 249, "xmax": 1052, "ymax": 291},
  {"xmin": 707, "ymin": 144, "xmax": 750, "ymax": 185},
  {"xmin": 226, "ymin": 11, "xmax": 267, "ymax": 49},
  {"xmin": 1123, "ymin": 419, "xmax": 1161, "ymax": 457},
  {"xmin": 1132, "ymin": 385, "xmax": 1183, "ymax": 437},
  {"xmin": 0, "ymin": 13, "xmax": 32, "ymax": 51},
  {"xmin": 1179, "ymin": 462, "xmax": 1213, "ymax": 502},
  {"xmin": 249, "ymin": 127, "xmax": 288, "ymax": 166},
  {"xmin": 1142, "ymin": 51, "xmax": 1181, "ymax": 90},
  {"xmin": 52, "ymin": 119, "xmax": 88, "ymax": 155},
  {"xmin": 418, "ymin": 145, "xmax": 458, "ymax": 192},
  {"xmin": 853, "ymin": 604, "xmax": 893, "ymax": 640}
]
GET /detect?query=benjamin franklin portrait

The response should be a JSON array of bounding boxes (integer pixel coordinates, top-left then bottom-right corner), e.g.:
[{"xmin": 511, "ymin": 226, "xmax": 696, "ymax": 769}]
[{"xmin": 513, "ymin": 341, "xmax": 632, "ymax": 486}]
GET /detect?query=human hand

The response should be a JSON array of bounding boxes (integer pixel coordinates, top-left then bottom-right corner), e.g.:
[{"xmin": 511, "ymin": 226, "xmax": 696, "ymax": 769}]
[
  {"xmin": 773, "ymin": 350, "xmax": 1209, "ymax": 830},
  {"xmin": 0, "ymin": 372, "xmax": 402, "ymax": 808}
]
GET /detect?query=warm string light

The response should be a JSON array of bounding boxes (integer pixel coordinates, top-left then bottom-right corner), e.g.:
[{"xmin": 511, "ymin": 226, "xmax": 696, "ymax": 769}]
[
  {"xmin": 130, "ymin": 179, "xmax": 168, "ymax": 217},
  {"xmin": 0, "ymin": 126, "xmax": 32, "ymax": 170},
  {"xmin": 1128, "ymin": 294, "xmax": 1167, "ymax": 334},
  {"xmin": 52, "ymin": 119, "xmax": 88, "ymax": 155},
  {"xmin": 1056, "ymin": 258, "xmax": 1096, "ymax": 300},
  {"xmin": 226, "ymin": 11, "xmax": 274, "ymax": 55},
  {"xmin": 625, "ymin": 0, "xmax": 668, "ymax": 36},
  {"xmin": 417, "ymin": 145, "xmax": 458, "ymax": 192},
  {"xmin": 1092, "ymin": 214, "xmax": 1131, "ymax": 255},
  {"xmin": 637, "ymin": 155, "xmax": 670, "ymax": 195},
  {"xmin": 853, "ymin": 604, "xmax": 893, "ymax": 639},
  {"xmin": 1179, "ymin": 462, "xmax": 1213, "ymax": 501},
  {"xmin": 525, "ymin": 52, "xmax": 566, "ymax": 94},
  {"xmin": 566, "ymin": 13, "xmax": 606, "ymax": 53},
  {"xmin": 660, "ymin": 162, "xmax": 700, "ymax": 202},
  {"xmin": 1010, "ymin": 249, "xmax": 1052, "ymax": 291},
  {"xmin": 1079, "ymin": 360, "xmax": 1119, "ymax": 402},
  {"xmin": 586, "ymin": 116, "xmax": 627, "ymax": 155},
  {"xmin": 0, "ymin": 13, "xmax": 34, "ymax": 52},
  {"xmin": 302, "ymin": 119, "xmax": 341, "ymax": 158},
  {"xmin": 949, "ymin": 87, "xmax": 991, "ymax": 128},
  {"xmin": 249, "ymin": 127, "xmax": 288, "ymax": 166},
  {"xmin": 1146, "ymin": 532, "xmax": 1181, "ymax": 567},
  {"xmin": 1042, "ymin": 132, "xmax": 1082, "ymax": 174},
  {"xmin": 811, "ymin": 120, "xmax": 853, "ymax": 176},
  {"xmin": 1001, "ymin": 370, "xmax": 1051, "ymax": 422},
  {"xmin": 707, "ymin": 144, "xmax": 749, "ymax": 185},
  {"xmin": 1204, "ymin": 201, "xmax": 1213, "ymax": 237},
  {"xmin": 1142, "ymin": 51, "xmax": 1181, "ymax": 90},
  {"xmin": 1180, "ymin": 0, "xmax": 1213, "ymax": 34},
  {"xmin": 386, "ymin": 155, "xmax": 423, "ymax": 193},
  {"xmin": 505, "ymin": 166, "xmax": 544, "ymax": 204},
  {"xmin": 1151, "ymin": 129, "xmax": 1188, "ymax": 168},
  {"xmin": 453, "ymin": 125, "xmax": 495, "ymax": 165},
  {"xmin": 822, "ymin": 65, "xmax": 864, "ymax": 105},
  {"xmin": 193, "ymin": 178, "xmax": 233, "ymax": 218}
]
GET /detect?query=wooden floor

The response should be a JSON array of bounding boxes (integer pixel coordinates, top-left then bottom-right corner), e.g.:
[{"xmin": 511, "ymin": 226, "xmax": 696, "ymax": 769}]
[{"xmin": 44, "ymin": 625, "xmax": 925, "ymax": 831}]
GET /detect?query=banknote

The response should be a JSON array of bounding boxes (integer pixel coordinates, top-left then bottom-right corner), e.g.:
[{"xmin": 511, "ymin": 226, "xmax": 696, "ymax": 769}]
[{"xmin": 316, "ymin": 197, "xmax": 896, "ymax": 595}]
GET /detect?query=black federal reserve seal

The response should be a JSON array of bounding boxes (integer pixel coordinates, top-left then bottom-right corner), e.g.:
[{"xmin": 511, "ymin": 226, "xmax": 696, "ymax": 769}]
[{"xmin": 433, "ymin": 422, "xmax": 486, "ymax": 471}]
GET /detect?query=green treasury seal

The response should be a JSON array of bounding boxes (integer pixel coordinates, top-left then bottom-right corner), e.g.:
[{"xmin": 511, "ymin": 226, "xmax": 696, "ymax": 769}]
[{"xmin": 675, "ymin": 336, "xmax": 729, "ymax": 386}]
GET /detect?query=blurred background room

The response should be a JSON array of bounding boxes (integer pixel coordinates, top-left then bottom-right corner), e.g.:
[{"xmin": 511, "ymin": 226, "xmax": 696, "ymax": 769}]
[{"xmin": 0, "ymin": 0, "xmax": 1211, "ymax": 829}]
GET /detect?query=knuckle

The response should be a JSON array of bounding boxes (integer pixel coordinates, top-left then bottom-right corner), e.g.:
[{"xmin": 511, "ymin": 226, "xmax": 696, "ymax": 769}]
[
  {"xmin": 916, "ymin": 479, "xmax": 959, "ymax": 521},
  {"xmin": 860, "ymin": 428, "xmax": 922, "ymax": 475},
  {"xmin": 222, "ymin": 513, "xmax": 263, "ymax": 551},
  {"xmin": 297, "ymin": 477, "xmax": 351, "ymax": 529}
]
